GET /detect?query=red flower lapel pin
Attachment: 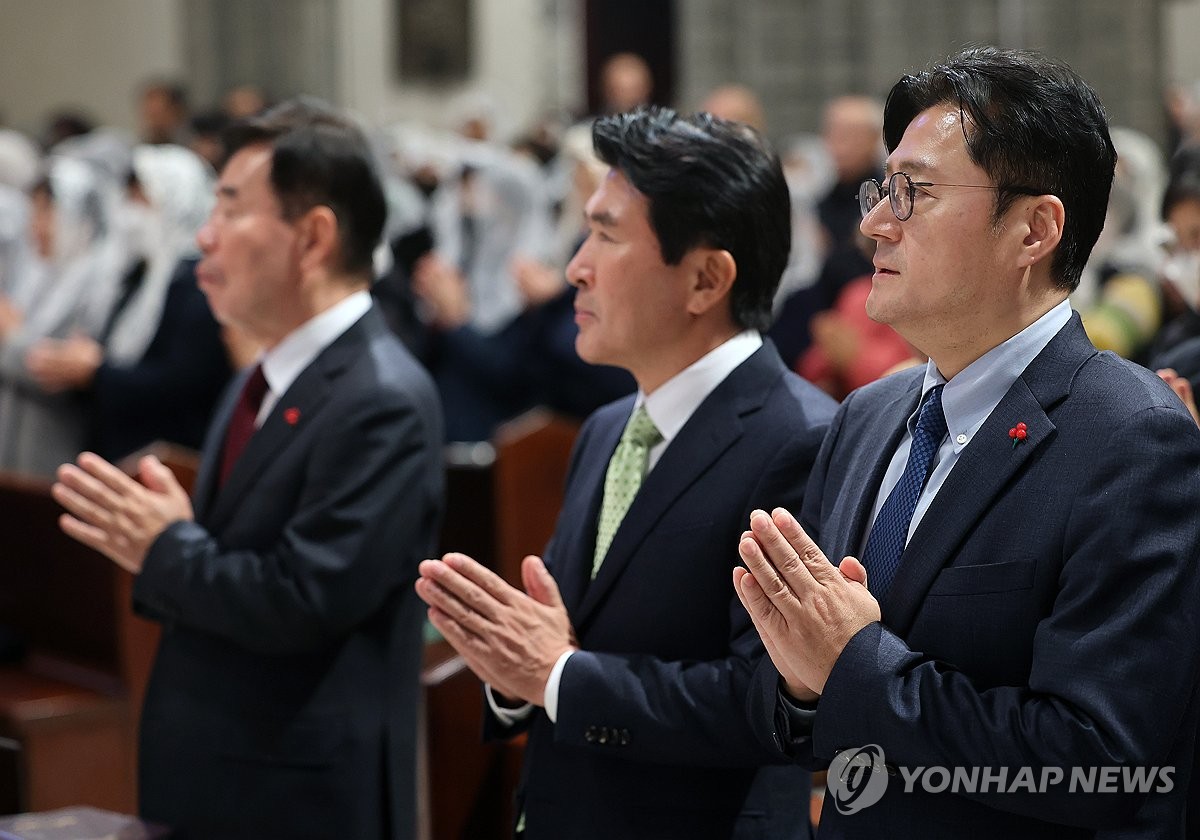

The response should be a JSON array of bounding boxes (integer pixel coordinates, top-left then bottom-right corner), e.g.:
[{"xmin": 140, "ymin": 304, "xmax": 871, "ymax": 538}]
[
  {"xmin": 1008, "ymin": 421, "xmax": 1027, "ymax": 448},
  {"xmin": 284, "ymin": 407, "xmax": 301, "ymax": 426}
]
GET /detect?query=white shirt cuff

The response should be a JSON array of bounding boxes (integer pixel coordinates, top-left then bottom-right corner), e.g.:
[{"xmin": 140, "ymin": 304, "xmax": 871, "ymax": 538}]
[
  {"xmin": 542, "ymin": 649, "xmax": 575, "ymax": 724},
  {"xmin": 484, "ymin": 684, "xmax": 534, "ymax": 727}
]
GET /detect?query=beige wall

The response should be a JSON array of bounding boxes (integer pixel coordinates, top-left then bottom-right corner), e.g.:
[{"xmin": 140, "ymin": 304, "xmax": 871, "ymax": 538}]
[
  {"xmin": 336, "ymin": 0, "xmax": 579, "ymax": 141},
  {"xmin": 0, "ymin": 0, "xmax": 184, "ymax": 136}
]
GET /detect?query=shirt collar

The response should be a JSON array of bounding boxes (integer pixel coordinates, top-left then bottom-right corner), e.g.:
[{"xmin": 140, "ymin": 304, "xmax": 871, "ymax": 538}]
[
  {"xmin": 260, "ymin": 290, "xmax": 373, "ymax": 397},
  {"xmin": 637, "ymin": 330, "xmax": 763, "ymax": 444},
  {"xmin": 917, "ymin": 299, "xmax": 1071, "ymax": 452}
]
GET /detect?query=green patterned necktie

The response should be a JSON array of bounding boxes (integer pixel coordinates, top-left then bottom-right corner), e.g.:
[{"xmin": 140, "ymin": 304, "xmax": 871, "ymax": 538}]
[{"xmin": 592, "ymin": 405, "xmax": 663, "ymax": 577}]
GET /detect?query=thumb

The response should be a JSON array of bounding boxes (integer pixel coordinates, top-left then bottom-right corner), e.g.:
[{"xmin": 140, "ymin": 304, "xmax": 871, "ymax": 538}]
[
  {"xmin": 522, "ymin": 555, "xmax": 564, "ymax": 609},
  {"xmin": 139, "ymin": 455, "xmax": 179, "ymax": 495},
  {"xmin": 838, "ymin": 555, "xmax": 869, "ymax": 589}
]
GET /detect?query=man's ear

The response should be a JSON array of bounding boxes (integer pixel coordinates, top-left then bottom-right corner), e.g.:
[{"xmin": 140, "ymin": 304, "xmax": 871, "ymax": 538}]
[
  {"xmin": 296, "ymin": 205, "xmax": 340, "ymax": 275},
  {"xmin": 1016, "ymin": 194, "xmax": 1065, "ymax": 271},
  {"xmin": 686, "ymin": 248, "xmax": 737, "ymax": 317}
]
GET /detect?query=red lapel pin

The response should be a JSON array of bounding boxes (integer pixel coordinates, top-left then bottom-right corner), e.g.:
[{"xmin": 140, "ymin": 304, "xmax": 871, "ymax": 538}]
[
  {"xmin": 1008, "ymin": 421, "xmax": 1027, "ymax": 448},
  {"xmin": 284, "ymin": 407, "xmax": 301, "ymax": 425}
]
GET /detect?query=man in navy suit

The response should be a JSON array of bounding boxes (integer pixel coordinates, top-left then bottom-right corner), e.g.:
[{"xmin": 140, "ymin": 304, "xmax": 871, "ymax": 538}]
[
  {"xmin": 52, "ymin": 102, "xmax": 443, "ymax": 839},
  {"xmin": 417, "ymin": 107, "xmax": 836, "ymax": 839},
  {"xmin": 736, "ymin": 47, "xmax": 1200, "ymax": 838}
]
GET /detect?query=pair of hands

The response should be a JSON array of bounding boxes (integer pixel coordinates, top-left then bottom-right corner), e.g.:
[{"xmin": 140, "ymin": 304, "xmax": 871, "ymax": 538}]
[
  {"xmin": 52, "ymin": 451, "xmax": 194, "ymax": 574},
  {"xmin": 417, "ymin": 506, "xmax": 879, "ymax": 707},
  {"xmin": 734, "ymin": 508, "xmax": 879, "ymax": 701},
  {"xmin": 415, "ymin": 553, "xmax": 577, "ymax": 707}
]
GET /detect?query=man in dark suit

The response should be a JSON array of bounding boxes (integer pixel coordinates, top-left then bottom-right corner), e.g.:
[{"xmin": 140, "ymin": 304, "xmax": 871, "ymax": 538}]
[
  {"xmin": 51, "ymin": 101, "xmax": 443, "ymax": 839},
  {"xmin": 735, "ymin": 47, "xmax": 1200, "ymax": 838},
  {"xmin": 416, "ymin": 107, "xmax": 836, "ymax": 839}
]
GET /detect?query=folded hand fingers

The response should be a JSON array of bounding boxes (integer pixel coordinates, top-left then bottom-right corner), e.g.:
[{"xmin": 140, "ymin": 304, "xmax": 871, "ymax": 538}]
[{"xmin": 443, "ymin": 552, "xmax": 518, "ymax": 606}]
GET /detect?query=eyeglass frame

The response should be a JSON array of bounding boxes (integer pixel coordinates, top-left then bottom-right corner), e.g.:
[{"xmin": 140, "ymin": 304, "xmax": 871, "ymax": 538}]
[{"xmin": 858, "ymin": 171, "xmax": 1044, "ymax": 222}]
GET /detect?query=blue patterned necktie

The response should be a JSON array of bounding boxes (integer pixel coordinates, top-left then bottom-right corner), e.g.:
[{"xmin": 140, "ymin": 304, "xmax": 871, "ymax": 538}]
[{"xmin": 861, "ymin": 384, "xmax": 948, "ymax": 599}]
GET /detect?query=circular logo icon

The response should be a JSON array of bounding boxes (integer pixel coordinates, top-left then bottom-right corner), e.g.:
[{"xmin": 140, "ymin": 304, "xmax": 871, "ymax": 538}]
[{"xmin": 827, "ymin": 744, "xmax": 889, "ymax": 815}]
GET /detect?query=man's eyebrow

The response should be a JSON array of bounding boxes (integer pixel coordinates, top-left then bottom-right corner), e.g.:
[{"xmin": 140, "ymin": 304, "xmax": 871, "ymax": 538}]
[
  {"xmin": 216, "ymin": 184, "xmax": 238, "ymax": 199},
  {"xmin": 885, "ymin": 158, "xmax": 936, "ymax": 178},
  {"xmin": 585, "ymin": 209, "xmax": 618, "ymax": 227}
]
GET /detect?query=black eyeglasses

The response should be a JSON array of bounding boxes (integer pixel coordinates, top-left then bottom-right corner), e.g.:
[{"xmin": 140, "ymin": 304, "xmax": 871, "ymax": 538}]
[{"xmin": 858, "ymin": 172, "xmax": 1042, "ymax": 221}]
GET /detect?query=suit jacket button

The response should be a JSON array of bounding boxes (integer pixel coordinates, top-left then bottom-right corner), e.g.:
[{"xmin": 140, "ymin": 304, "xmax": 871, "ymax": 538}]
[
  {"xmin": 584, "ymin": 726, "xmax": 598, "ymax": 743},
  {"xmin": 598, "ymin": 727, "xmax": 609, "ymax": 745},
  {"xmin": 619, "ymin": 729, "xmax": 631, "ymax": 746}
]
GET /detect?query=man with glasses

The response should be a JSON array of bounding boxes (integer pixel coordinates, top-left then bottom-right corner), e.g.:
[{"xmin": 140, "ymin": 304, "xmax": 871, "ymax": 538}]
[{"xmin": 736, "ymin": 46, "xmax": 1200, "ymax": 837}]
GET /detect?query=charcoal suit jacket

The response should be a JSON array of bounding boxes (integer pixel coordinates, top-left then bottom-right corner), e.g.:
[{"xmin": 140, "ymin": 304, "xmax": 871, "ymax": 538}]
[{"xmin": 132, "ymin": 305, "xmax": 443, "ymax": 840}]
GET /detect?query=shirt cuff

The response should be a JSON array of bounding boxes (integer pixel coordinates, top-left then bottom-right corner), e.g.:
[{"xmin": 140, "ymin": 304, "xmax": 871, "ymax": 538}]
[
  {"xmin": 484, "ymin": 649, "xmax": 576, "ymax": 726},
  {"xmin": 484, "ymin": 684, "xmax": 534, "ymax": 726},
  {"xmin": 543, "ymin": 649, "xmax": 575, "ymax": 724}
]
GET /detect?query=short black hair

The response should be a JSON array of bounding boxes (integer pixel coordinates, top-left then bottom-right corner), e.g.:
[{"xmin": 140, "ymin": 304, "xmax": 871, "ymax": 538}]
[
  {"xmin": 223, "ymin": 98, "xmax": 386, "ymax": 277},
  {"xmin": 882, "ymin": 46, "xmax": 1116, "ymax": 292},
  {"xmin": 591, "ymin": 106, "xmax": 791, "ymax": 331}
]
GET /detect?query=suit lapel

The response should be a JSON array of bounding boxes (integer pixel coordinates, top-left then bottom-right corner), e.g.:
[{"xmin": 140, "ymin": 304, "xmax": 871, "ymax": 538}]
[
  {"xmin": 830, "ymin": 380, "xmax": 921, "ymax": 561},
  {"xmin": 202, "ymin": 308, "xmax": 376, "ymax": 532},
  {"xmin": 555, "ymin": 401, "xmax": 629, "ymax": 616},
  {"xmin": 572, "ymin": 344, "xmax": 783, "ymax": 629},
  {"xmin": 882, "ymin": 315, "xmax": 1096, "ymax": 635},
  {"xmin": 192, "ymin": 371, "xmax": 249, "ymax": 522}
]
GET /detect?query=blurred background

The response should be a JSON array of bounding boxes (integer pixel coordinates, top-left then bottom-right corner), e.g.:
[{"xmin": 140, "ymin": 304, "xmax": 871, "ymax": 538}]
[{"xmin": 0, "ymin": 0, "xmax": 1196, "ymax": 150}]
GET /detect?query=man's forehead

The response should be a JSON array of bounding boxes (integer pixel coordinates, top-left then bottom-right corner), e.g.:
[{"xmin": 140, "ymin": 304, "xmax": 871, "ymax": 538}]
[
  {"xmin": 586, "ymin": 168, "xmax": 646, "ymax": 222},
  {"xmin": 218, "ymin": 144, "xmax": 273, "ymax": 193},
  {"xmin": 885, "ymin": 106, "xmax": 971, "ymax": 176}
]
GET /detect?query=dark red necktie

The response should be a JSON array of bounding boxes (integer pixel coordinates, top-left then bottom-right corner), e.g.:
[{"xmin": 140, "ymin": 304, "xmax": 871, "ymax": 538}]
[{"xmin": 218, "ymin": 364, "xmax": 269, "ymax": 487}]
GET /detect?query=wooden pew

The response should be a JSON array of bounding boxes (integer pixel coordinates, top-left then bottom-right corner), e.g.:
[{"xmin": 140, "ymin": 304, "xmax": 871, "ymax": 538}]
[
  {"xmin": 491, "ymin": 410, "xmax": 579, "ymax": 586},
  {"xmin": 0, "ymin": 472, "xmax": 139, "ymax": 814},
  {"xmin": 0, "ymin": 445, "xmax": 194, "ymax": 815},
  {"xmin": 422, "ymin": 412, "xmax": 579, "ymax": 840}
]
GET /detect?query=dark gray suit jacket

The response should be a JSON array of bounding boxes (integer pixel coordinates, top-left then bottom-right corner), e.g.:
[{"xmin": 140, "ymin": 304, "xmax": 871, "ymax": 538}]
[
  {"xmin": 487, "ymin": 341, "xmax": 836, "ymax": 840},
  {"xmin": 753, "ymin": 315, "xmax": 1200, "ymax": 839},
  {"xmin": 133, "ymin": 306, "xmax": 443, "ymax": 840}
]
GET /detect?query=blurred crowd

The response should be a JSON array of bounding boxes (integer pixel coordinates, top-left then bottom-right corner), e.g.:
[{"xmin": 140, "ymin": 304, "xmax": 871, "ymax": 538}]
[{"xmin": 4, "ymin": 55, "xmax": 1200, "ymax": 475}]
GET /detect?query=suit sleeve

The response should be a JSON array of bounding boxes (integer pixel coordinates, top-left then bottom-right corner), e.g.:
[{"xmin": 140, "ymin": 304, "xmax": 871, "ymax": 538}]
[
  {"xmin": 549, "ymin": 415, "xmax": 831, "ymax": 768},
  {"xmin": 812, "ymin": 404, "xmax": 1200, "ymax": 827},
  {"xmin": 746, "ymin": 391, "xmax": 854, "ymax": 769},
  {"xmin": 132, "ymin": 384, "xmax": 442, "ymax": 655}
]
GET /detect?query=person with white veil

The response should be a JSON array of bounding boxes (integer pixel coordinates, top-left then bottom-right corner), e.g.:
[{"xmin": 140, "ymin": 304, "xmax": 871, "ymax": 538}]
[
  {"xmin": 26, "ymin": 143, "xmax": 232, "ymax": 461},
  {"xmin": 0, "ymin": 155, "xmax": 118, "ymax": 476},
  {"xmin": 0, "ymin": 128, "xmax": 40, "ymax": 301}
]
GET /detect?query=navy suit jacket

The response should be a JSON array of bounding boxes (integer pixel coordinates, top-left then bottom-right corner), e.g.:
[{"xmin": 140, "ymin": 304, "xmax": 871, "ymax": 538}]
[
  {"xmin": 487, "ymin": 341, "xmax": 836, "ymax": 840},
  {"xmin": 752, "ymin": 315, "xmax": 1200, "ymax": 839},
  {"xmin": 132, "ymin": 306, "xmax": 443, "ymax": 840}
]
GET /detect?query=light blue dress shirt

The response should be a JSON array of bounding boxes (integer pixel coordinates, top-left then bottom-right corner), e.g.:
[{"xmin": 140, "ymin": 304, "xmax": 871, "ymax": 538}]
[{"xmin": 860, "ymin": 299, "xmax": 1073, "ymax": 555}]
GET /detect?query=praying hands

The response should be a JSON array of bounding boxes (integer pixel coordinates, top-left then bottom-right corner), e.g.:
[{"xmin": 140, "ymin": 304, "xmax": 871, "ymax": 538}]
[{"xmin": 734, "ymin": 507, "xmax": 879, "ymax": 700}]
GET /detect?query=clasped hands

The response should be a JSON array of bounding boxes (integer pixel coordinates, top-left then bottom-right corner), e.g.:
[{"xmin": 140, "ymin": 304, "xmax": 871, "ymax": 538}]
[
  {"xmin": 415, "ymin": 553, "xmax": 577, "ymax": 707},
  {"xmin": 734, "ymin": 507, "xmax": 880, "ymax": 701},
  {"xmin": 52, "ymin": 451, "xmax": 194, "ymax": 574}
]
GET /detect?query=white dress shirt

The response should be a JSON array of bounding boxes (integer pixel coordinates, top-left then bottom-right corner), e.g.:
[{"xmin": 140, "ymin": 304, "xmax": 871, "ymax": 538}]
[{"xmin": 252, "ymin": 290, "xmax": 373, "ymax": 426}]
